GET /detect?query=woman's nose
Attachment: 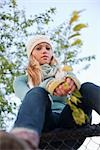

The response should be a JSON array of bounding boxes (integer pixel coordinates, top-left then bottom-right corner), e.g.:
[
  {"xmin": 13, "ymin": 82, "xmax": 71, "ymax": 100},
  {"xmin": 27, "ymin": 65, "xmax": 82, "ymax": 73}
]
[{"xmin": 42, "ymin": 47, "xmax": 47, "ymax": 53}]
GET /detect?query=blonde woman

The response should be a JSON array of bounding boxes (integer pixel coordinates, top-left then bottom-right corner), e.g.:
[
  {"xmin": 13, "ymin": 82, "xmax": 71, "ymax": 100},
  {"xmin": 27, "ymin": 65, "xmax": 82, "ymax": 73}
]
[{"xmin": 1, "ymin": 35, "xmax": 100, "ymax": 150}]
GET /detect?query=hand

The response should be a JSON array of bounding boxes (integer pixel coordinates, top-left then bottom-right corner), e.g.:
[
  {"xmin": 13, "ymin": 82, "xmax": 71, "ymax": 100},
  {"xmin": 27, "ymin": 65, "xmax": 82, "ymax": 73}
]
[{"xmin": 53, "ymin": 77, "xmax": 76, "ymax": 96}]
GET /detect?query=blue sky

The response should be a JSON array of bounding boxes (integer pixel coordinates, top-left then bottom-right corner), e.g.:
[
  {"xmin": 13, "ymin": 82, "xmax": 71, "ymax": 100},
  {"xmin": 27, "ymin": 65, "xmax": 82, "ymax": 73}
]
[{"xmin": 17, "ymin": 0, "xmax": 100, "ymax": 85}]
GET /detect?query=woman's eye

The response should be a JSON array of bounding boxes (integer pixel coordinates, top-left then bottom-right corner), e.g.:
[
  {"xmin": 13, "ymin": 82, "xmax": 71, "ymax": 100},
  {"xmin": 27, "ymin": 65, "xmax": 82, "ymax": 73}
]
[
  {"xmin": 36, "ymin": 47, "xmax": 41, "ymax": 50},
  {"xmin": 46, "ymin": 47, "xmax": 50, "ymax": 50}
]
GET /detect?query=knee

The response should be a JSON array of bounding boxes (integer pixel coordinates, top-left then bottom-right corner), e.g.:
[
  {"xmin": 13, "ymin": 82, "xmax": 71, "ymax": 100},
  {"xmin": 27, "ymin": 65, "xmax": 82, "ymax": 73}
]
[
  {"xmin": 27, "ymin": 87, "xmax": 48, "ymax": 97},
  {"xmin": 81, "ymin": 82, "xmax": 93, "ymax": 88},
  {"xmin": 80, "ymin": 82, "xmax": 94, "ymax": 95},
  {"xmin": 81, "ymin": 82, "xmax": 93, "ymax": 89},
  {"xmin": 25, "ymin": 87, "xmax": 50, "ymax": 107}
]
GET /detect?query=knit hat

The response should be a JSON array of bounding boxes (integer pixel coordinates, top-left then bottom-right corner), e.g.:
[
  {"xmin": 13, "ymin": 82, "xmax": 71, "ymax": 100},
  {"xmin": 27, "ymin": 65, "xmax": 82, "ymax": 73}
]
[{"xmin": 26, "ymin": 35, "xmax": 53, "ymax": 58}]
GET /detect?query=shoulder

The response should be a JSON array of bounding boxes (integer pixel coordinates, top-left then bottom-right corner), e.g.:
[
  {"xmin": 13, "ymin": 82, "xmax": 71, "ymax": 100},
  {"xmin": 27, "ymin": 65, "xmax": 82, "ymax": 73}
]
[
  {"xmin": 13, "ymin": 74, "xmax": 30, "ymax": 100},
  {"xmin": 13, "ymin": 74, "xmax": 28, "ymax": 87},
  {"xmin": 14, "ymin": 74, "xmax": 28, "ymax": 82}
]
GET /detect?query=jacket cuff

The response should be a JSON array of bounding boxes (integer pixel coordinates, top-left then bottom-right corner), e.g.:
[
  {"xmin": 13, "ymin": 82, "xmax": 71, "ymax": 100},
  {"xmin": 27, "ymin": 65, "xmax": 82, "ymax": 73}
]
[
  {"xmin": 67, "ymin": 75, "xmax": 81, "ymax": 90},
  {"xmin": 47, "ymin": 79, "xmax": 65, "ymax": 94}
]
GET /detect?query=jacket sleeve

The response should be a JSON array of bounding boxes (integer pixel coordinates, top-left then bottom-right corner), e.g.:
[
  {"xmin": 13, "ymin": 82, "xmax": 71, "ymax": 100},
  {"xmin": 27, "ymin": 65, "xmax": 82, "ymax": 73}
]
[
  {"xmin": 65, "ymin": 72, "xmax": 80, "ymax": 90},
  {"xmin": 13, "ymin": 75, "xmax": 30, "ymax": 100},
  {"xmin": 39, "ymin": 77, "xmax": 65, "ymax": 95},
  {"xmin": 40, "ymin": 66, "xmax": 81, "ymax": 95},
  {"xmin": 60, "ymin": 65, "xmax": 81, "ymax": 89}
]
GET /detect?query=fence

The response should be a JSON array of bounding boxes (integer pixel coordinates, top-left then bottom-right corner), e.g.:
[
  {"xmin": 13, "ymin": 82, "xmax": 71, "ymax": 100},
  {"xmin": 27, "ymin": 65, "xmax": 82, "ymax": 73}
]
[
  {"xmin": 39, "ymin": 123, "xmax": 100, "ymax": 150},
  {"xmin": 0, "ymin": 124, "xmax": 99, "ymax": 150}
]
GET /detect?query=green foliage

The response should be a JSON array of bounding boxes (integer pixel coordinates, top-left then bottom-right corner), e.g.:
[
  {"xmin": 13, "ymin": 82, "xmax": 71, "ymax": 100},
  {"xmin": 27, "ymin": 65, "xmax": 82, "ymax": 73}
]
[
  {"xmin": 71, "ymin": 39, "xmax": 82, "ymax": 47},
  {"xmin": 73, "ymin": 23, "xmax": 87, "ymax": 31},
  {"xmin": 49, "ymin": 10, "xmax": 95, "ymax": 65},
  {"xmin": 69, "ymin": 11, "xmax": 80, "ymax": 24},
  {"xmin": 67, "ymin": 93, "xmax": 88, "ymax": 125},
  {"xmin": 0, "ymin": 0, "xmax": 95, "ymax": 129},
  {"xmin": 64, "ymin": 84, "xmax": 88, "ymax": 125}
]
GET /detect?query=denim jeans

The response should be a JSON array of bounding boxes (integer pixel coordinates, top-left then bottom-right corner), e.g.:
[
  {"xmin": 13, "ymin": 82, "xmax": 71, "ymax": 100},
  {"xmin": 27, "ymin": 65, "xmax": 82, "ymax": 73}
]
[{"xmin": 13, "ymin": 82, "xmax": 100, "ymax": 149}]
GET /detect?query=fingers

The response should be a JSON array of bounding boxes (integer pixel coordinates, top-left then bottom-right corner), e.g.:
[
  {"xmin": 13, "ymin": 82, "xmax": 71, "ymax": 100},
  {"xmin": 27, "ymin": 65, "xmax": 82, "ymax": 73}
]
[
  {"xmin": 68, "ymin": 84, "xmax": 76, "ymax": 94},
  {"xmin": 58, "ymin": 84, "xmax": 67, "ymax": 95},
  {"xmin": 64, "ymin": 78, "xmax": 75, "ymax": 92},
  {"xmin": 54, "ymin": 82, "xmax": 71, "ymax": 96},
  {"xmin": 65, "ymin": 78, "xmax": 72, "ymax": 86},
  {"xmin": 54, "ymin": 85, "xmax": 65, "ymax": 96},
  {"xmin": 53, "ymin": 77, "xmax": 77, "ymax": 96}
]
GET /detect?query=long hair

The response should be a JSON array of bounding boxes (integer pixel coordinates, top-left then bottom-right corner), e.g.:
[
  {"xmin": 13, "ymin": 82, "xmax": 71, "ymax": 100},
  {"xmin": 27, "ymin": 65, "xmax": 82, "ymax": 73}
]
[{"xmin": 27, "ymin": 55, "xmax": 58, "ymax": 86}]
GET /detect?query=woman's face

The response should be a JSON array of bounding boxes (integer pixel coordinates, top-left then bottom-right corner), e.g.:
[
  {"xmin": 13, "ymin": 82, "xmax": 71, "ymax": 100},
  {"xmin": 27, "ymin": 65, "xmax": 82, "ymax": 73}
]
[{"xmin": 31, "ymin": 42, "xmax": 53, "ymax": 65}]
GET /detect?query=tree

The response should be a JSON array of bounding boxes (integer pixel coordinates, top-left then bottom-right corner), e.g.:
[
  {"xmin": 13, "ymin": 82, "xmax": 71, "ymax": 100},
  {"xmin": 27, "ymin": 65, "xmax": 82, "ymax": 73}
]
[{"xmin": 0, "ymin": 0, "xmax": 95, "ymax": 129}]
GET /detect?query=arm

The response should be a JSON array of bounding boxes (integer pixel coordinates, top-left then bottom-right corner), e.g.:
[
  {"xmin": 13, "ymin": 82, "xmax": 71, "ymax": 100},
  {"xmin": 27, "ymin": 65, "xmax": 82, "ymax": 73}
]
[
  {"xmin": 13, "ymin": 75, "xmax": 30, "ymax": 100},
  {"xmin": 40, "ymin": 65, "xmax": 81, "ymax": 95},
  {"xmin": 56, "ymin": 65, "xmax": 81, "ymax": 90},
  {"xmin": 39, "ymin": 77, "xmax": 65, "ymax": 95},
  {"xmin": 65, "ymin": 72, "xmax": 80, "ymax": 90}
]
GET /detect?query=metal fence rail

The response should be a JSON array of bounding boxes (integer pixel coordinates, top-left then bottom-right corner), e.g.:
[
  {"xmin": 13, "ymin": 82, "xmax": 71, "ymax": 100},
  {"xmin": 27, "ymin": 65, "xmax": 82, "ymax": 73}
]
[{"xmin": 39, "ymin": 123, "xmax": 100, "ymax": 150}]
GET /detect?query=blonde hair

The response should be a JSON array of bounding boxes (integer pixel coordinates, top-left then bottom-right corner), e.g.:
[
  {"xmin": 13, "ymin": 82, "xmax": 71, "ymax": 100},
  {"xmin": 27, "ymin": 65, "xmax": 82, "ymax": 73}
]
[{"xmin": 27, "ymin": 55, "xmax": 58, "ymax": 86}]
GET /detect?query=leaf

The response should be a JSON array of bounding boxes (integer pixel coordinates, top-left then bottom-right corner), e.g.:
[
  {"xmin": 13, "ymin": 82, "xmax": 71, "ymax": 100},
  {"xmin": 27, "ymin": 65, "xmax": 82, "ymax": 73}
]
[
  {"xmin": 72, "ymin": 108, "xmax": 86, "ymax": 125},
  {"xmin": 73, "ymin": 24, "xmax": 88, "ymax": 31},
  {"xmin": 62, "ymin": 65, "xmax": 73, "ymax": 71},
  {"xmin": 68, "ymin": 33, "xmax": 80, "ymax": 39},
  {"xmin": 61, "ymin": 44, "xmax": 69, "ymax": 49},
  {"xmin": 72, "ymin": 89, "xmax": 82, "ymax": 98},
  {"xmin": 70, "ymin": 95, "xmax": 81, "ymax": 104},
  {"xmin": 71, "ymin": 39, "xmax": 82, "ymax": 46},
  {"xmin": 63, "ymin": 82, "xmax": 69, "ymax": 90},
  {"xmin": 67, "ymin": 96, "xmax": 88, "ymax": 125},
  {"xmin": 69, "ymin": 11, "xmax": 79, "ymax": 25}
]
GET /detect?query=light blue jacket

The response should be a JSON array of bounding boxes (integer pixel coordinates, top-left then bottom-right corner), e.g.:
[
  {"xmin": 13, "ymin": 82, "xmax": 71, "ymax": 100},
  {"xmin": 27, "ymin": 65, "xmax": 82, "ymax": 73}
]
[
  {"xmin": 13, "ymin": 64, "xmax": 80, "ymax": 113},
  {"xmin": 13, "ymin": 74, "xmax": 68, "ymax": 113}
]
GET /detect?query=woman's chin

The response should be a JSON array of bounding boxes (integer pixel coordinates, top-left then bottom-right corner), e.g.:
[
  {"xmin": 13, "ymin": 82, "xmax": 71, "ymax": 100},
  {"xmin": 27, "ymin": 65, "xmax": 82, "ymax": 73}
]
[{"xmin": 40, "ymin": 61, "xmax": 50, "ymax": 65}]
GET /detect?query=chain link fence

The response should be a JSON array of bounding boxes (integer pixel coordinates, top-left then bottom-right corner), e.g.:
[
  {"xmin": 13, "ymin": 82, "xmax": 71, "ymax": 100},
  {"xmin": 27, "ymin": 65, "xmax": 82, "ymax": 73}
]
[
  {"xmin": 0, "ymin": 125, "xmax": 99, "ymax": 150},
  {"xmin": 39, "ymin": 123, "xmax": 100, "ymax": 150},
  {"xmin": 0, "ymin": 111, "xmax": 99, "ymax": 150},
  {"xmin": 39, "ymin": 111, "xmax": 100, "ymax": 150},
  {"xmin": 79, "ymin": 113, "xmax": 100, "ymax": 150}
]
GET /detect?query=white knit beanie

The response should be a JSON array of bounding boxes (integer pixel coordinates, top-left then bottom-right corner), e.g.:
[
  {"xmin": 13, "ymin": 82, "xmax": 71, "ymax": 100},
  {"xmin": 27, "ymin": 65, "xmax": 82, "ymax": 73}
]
[{"xmin": 26, "ymin": 35, "xmax": 53, "ymax": 58}]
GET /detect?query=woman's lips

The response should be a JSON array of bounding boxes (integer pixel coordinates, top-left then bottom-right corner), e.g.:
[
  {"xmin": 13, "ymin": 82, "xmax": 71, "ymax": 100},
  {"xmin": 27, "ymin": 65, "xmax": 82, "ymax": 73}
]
[{"xmin": 41, "ymin": 56, "xmax": 49, "ymax": 59}]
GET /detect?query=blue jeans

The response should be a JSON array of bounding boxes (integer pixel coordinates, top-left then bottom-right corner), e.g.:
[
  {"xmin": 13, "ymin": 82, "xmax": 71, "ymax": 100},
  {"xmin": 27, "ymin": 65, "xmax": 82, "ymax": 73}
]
[
  {"xmin": 13, "ymin": 82, "xmax": 100, "ymax": 148},
  {"xmin": 14, "ymin": 82, "xmax": 100, "ymax": 133}
]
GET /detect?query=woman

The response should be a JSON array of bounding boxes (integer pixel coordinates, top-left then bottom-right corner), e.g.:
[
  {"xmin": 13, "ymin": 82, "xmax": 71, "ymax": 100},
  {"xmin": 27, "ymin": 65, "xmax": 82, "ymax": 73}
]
[{"xmin": 1, "ymin": 35, "xmax": 100, "ymax": 150}]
